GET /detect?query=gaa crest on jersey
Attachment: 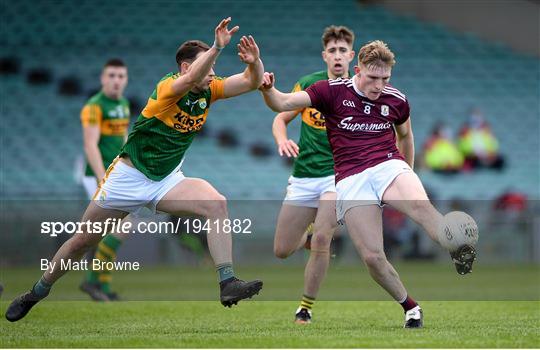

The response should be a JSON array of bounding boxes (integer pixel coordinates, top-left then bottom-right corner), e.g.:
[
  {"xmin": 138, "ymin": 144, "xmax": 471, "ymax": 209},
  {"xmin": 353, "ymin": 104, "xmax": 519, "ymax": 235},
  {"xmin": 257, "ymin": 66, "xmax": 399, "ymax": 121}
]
[
  {"xmin": 109, "ymin": 105, "xmax": 128, "ymax": 118},
  {"xmin": 381, "ymin": 105, "xmax": 389, "ymax": 116},
  {"xmin": 198, "ymin": 98, "xmax": 207, "ymax": 109}
]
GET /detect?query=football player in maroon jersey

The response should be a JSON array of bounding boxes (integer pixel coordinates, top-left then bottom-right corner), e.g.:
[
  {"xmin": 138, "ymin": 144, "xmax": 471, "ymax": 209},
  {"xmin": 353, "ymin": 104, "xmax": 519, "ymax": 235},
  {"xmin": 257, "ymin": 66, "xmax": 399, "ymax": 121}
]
[{"xmin": 259, "ymin": 40, "xmax": 476, "ymax": 328}]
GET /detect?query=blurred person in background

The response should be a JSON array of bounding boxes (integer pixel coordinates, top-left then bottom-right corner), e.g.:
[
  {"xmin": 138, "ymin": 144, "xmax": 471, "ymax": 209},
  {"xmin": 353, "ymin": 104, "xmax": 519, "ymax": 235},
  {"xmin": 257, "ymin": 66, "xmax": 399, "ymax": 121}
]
[
  {"xmin": 488, "ymin": 190, "xmax": 530, "ymax": 257},
  {"xmin": 79, "ymin": 59, "xmax": 131, "ymax": 302},
  {"xmin": 492, "ymin": 189, "xmax": 528, "ymax": 226},
  {"xmin": 381, "ymin": 206, "xmax": 407, "ymax": 260},
  {"xmin": 422, "ymin": 121, "xmax": 463, "ymax": 174},
  {"xmin": 493, "ymin": 190, "xmax": 527, "ymax": 214},
  {"xmin": 458, "ymin": 107, "xmax": 505, "ymax": 171}
]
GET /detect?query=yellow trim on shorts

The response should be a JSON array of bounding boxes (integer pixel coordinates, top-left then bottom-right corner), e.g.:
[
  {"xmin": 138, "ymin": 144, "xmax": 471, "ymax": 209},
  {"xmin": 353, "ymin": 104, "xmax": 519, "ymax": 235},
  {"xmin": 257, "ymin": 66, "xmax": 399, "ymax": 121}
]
[{"xmin": 92, "ymin": 157, "xmax": 121, "ymax": 200}]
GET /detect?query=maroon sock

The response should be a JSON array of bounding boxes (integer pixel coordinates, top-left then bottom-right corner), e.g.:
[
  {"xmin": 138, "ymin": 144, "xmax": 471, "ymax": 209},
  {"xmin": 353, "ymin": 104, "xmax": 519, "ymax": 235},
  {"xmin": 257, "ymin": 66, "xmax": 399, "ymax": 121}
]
[{"xmin": 400, "ymin": 295, "xmax": 418, "ymax": 312}]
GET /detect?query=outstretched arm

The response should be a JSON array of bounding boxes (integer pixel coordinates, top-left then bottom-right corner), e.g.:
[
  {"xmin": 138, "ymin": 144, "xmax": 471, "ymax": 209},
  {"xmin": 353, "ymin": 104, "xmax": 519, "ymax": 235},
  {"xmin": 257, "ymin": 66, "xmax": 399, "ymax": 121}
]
[
  {"xmin": 222, "ymin": 36, "xmax": 264, "ymax": 98},
  {"xmin": 169, "ymin": 17, "xmax": 239, "ymax": 97},
  {"xmin": 259, "ymin": 73, "xmax": 311, "ymax": 112},
  {"xmin": 395, "ymin": 118, "xmax": 415, "ymax": 168}
]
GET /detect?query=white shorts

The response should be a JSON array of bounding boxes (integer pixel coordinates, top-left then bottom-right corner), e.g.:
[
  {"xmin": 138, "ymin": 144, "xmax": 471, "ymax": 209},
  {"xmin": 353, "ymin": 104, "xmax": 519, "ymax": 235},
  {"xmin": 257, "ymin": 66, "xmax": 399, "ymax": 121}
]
[
  {"xmin": 93, "ymin": 158, "xmax": 185, "ymax": 216},
  {"xmin": 284, "ymin": 175, "xmax": 336, "ymax": 208},
  {"xmin": 336, "ymin": 159, "xmax": 412, "ymax": 223},
  {"xmin": 82, "ymin": 176, "xmax": 99, "ymax": 200}
]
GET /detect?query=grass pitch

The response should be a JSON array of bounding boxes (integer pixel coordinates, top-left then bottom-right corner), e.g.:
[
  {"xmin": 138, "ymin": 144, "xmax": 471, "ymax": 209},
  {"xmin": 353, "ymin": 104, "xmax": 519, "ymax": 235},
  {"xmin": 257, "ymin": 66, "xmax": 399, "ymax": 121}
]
[
  {"xmin": 1, "ymin": 264, "xmax": 539, "ymax": 348},
  {"xmin": 1, "ymin": 301, "xmax": 538, "ymax": 348}
]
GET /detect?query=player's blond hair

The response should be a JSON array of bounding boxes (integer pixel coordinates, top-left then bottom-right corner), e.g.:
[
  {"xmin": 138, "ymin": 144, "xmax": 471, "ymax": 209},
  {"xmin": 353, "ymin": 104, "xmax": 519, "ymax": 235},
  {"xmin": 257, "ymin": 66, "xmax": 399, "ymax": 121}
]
[
  {"xmin": 357, "ymin": 40, "xmax": 395, "ymax": 69},
  {"xmin": 321, "ymin": 25, "xmax": 355, "ymax": 48}
]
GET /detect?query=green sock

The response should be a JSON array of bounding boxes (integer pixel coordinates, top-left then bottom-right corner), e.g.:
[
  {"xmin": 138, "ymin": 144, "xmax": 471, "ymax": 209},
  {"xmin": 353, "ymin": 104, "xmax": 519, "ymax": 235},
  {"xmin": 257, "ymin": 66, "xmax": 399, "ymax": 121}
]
[
  {"xmin": 86, "ymin": 249, "xmax": 100, "ymax": 284},
  {"xmin": 86, "ymin": 234, "xmax": 122, "ymax": 293},
  {"xmin": 216, "ymin": 263, "xmax": 235, "ymax": 283}
]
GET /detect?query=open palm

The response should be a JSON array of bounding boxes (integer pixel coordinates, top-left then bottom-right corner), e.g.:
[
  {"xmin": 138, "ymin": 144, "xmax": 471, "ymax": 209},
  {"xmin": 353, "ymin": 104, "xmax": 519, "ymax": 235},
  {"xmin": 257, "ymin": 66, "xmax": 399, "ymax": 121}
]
[
  {"xmin": 237, "ymin": 35, "xmax": 260, "ymax": 64},
  {"xmin": 214, "ymin": 17, "xmax": 239, "ymax": 48}
]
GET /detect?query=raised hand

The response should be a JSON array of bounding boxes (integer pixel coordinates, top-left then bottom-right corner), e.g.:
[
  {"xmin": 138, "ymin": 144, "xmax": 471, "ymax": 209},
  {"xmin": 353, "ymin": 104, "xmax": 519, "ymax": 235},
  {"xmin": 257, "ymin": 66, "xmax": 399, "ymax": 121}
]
[
  {"xmin": 214, "ymin": 17, "xmax": 239, "ymax": 48},
  {"xmin": 237, "ymin": 35, "xmax": 260, "ymax": 64},
  {"xmin": 259, "ymin": 72, "xmax": 274, "ymax": 91},
  {"xmin": 277, "ymin": 139, "xmax": 300, "ymax": 158}
]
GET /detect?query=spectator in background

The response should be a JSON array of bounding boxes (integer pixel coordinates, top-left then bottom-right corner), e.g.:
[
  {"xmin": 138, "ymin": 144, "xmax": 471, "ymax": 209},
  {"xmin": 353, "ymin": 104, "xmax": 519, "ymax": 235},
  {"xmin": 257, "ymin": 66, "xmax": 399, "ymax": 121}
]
[
  {"xmin": 493, "ymin": 191, "xmax": 527, "ymax": 213},
  {"xmin": 382, "ymin": 206, "xmax": 407, "ymax": 260},
  {"xmin": 493, "ymin": 189, "xmax": 528, "ymax": 223},
  {"xmin": 458, "ymin": 108, "xmax": 505, "ymax": 171},
  {"xmin": 422, "ymin": 121, "xmax": 464, "ymax": 174},
  {"xmin": 489, "ymin": 189, "xmax": 529, "ymax": 240}
]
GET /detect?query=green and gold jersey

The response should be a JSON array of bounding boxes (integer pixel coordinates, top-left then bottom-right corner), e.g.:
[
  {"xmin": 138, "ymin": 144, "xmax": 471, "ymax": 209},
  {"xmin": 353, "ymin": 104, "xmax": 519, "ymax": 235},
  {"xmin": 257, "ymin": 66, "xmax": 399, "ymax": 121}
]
[
  {"xmin": 292, "ymin": 70, "xmax": 334, "ymax": 178},
  {"xmin": 80, "ymin": 91, "xmax": 130, "ymax": 177},
  {"xmin": 120, "ymin": 72, "xmax": 226, "ymax": 181}
]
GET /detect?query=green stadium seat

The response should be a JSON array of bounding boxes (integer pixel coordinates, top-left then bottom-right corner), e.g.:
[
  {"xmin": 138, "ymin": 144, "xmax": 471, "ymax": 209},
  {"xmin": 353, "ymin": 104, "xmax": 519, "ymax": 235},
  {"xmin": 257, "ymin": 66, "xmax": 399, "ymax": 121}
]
[{"xmin": 1, "ymin": 0, "xmax": 538, "ymax": 199}]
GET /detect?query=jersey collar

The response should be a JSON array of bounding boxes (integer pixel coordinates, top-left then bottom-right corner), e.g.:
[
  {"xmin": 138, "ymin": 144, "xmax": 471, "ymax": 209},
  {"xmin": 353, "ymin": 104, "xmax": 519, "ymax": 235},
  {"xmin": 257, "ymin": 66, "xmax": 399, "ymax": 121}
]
[{"xmin": 351, "ymin": 75, "xmax": 366, "ymax": 97}]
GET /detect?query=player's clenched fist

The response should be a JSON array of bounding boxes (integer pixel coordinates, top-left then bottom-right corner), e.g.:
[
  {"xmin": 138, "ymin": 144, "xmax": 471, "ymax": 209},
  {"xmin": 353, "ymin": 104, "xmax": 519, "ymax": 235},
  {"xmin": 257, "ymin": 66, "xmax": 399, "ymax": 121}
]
[{"xmin": 259, "ymin": 72, "xmax": 274, "ymax": 90}]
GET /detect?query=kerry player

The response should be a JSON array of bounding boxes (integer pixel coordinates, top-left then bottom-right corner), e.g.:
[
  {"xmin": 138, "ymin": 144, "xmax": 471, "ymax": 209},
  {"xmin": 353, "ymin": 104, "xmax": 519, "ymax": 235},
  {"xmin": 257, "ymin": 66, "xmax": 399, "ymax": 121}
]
[
  {"xmin": 271, "ymin": 26, "xmax": 355, "ymax": 324},
  {"xmin": 260, "ymin": 40, "xmax": 476, "ymax": 328},
  {"xmin": 79, "ymin": 58, "xmax": 130, "ymax": 302},
  {"xmin": 6, "ymin": 17, "xmax": 264, "ymax": 322}
]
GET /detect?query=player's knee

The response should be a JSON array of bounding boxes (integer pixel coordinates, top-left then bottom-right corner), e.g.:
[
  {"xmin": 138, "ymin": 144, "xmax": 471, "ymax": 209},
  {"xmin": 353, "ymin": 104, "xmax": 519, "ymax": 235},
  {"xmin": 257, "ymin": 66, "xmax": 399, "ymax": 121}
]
[
  {"xmin": 273, "ymin": 244, "xmax": 292, "ymax": 259},
  {"xmin": 312, "ymin": 222, "xmax": 336, "ymax": 245},
  {"xmin": 203, "ymin": 193, "xmax": 228, "ymax": 218},
  {"xmin": 311, "ymin": 232, "xmax": 332, "ymax": 251},
  {"xmin": 362, "ymin": 251, "xmax": 387, "ymax": 270}
]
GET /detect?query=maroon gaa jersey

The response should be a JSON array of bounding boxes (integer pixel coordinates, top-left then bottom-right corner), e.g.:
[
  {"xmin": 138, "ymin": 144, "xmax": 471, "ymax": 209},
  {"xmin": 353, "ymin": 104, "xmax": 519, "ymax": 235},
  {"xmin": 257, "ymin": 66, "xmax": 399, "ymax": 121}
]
[{"xmin": 305, "ymin": 77, "xmax": 410, "ymax": 183}]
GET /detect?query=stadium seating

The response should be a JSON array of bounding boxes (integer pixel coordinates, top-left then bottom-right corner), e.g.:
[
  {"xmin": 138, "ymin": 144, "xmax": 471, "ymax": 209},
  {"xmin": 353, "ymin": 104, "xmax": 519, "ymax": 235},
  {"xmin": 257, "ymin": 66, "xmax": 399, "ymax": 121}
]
[{"xmin": 1, "ymin": 0, "xmax": 538, "ymax": 200}]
